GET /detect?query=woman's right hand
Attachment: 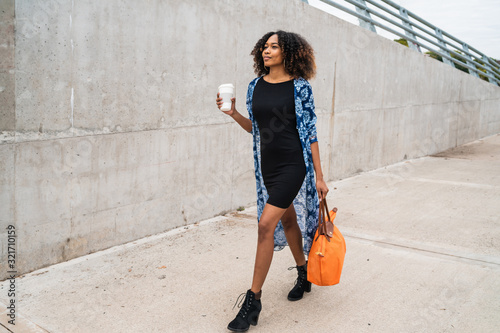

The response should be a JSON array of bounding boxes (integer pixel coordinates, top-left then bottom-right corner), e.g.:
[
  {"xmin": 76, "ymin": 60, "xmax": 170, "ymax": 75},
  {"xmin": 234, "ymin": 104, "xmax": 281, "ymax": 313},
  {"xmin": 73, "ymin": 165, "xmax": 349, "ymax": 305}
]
[{"xmin": 216, "ymin": 92, "xmax": 236, "ymax": 116}]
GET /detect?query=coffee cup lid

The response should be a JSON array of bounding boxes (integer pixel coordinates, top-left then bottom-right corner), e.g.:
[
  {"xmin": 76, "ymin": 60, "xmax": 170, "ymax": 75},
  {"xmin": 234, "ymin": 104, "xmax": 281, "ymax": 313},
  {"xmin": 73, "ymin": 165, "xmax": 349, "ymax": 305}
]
[{"xmin": 218, "ymin": 83, "xmax": 234, "ymax": 90}]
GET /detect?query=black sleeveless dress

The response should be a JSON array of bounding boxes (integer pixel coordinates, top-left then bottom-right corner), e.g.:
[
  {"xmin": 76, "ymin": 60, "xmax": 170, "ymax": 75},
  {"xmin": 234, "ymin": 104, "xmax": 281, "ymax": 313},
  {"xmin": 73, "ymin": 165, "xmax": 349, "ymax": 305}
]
[{"xmin": 252, "ymin": 78, "xmax": 306, "ymax": 209}]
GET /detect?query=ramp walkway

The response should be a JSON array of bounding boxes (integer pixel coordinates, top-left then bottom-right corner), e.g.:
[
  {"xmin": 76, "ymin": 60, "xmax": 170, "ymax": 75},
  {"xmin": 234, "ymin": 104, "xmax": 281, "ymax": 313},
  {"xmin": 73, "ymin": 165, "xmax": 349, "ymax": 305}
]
[{"xmin": 1, "ymin": 134, "xmax": 499, "ymax": 333}]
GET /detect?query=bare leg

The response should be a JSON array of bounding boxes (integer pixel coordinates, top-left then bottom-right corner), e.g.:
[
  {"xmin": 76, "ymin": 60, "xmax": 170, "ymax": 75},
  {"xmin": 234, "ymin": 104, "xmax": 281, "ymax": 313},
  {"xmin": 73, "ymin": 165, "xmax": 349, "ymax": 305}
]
[
  {"xmin": 281, "ymin": 203, "xmax": 306, "ymax": 266},
  {"xmin": 250, "ymin": 203, "xmax": 287, "ymax": 293}
]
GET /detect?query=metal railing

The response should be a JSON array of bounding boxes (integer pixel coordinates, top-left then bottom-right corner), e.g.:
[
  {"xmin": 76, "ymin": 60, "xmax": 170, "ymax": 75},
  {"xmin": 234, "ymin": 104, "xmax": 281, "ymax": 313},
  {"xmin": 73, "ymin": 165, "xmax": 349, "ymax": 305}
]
[{"xmin": 304, "ymin": 0, "xmax": 500, "ymax": 86}]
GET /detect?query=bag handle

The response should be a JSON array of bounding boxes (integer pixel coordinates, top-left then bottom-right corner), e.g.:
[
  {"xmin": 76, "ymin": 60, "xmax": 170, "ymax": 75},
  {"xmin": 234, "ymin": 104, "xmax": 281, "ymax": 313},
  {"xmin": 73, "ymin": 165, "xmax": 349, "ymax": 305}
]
[
  {"xmin": 316, "ymin": 200, "xmax": 325, "ymax": 240},
  {"xmin": 316, "ymin": 199, "xmax": 330, "ymax": 241},
  {"xmin": 316, "ymin": 199, "xmax": 338, "ymax": 242},
  {"xmin": 322, "ymin": 198, "xmax": 330, "ymax": 221},
  {"xmin": 321, "ymin": 198, "xmax": 337, "ymax": 223}
]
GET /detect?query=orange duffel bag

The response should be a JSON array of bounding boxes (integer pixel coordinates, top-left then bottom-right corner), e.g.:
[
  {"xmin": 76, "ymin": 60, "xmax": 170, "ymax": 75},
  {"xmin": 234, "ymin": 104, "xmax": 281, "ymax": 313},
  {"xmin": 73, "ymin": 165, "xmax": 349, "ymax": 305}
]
[{"xmin": 307, "ymin": 198, "xmax": 346, "ymax": 286}]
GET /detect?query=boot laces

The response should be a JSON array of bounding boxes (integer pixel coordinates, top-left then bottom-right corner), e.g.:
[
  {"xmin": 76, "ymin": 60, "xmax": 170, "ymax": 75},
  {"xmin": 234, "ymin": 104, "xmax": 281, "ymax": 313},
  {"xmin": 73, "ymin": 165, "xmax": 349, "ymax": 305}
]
[
  {"xmin": 232, "ymin": 292, "xmax": 246, "ymax": 310},
  {"xmin": 288, "ymin": 266, "xmax": 307, "ymax": 287},
  {"xmin": 232, "ymin": 292, "xmax": 253, "ymax": 318}
]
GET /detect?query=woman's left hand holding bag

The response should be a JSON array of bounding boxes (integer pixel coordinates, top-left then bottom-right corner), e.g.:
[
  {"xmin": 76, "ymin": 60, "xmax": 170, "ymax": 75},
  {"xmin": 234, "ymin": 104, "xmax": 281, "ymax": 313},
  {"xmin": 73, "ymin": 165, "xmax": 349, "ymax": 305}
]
[{"xmin": 316, "ymin": 178, "xmax": 329, "ymax": 200}]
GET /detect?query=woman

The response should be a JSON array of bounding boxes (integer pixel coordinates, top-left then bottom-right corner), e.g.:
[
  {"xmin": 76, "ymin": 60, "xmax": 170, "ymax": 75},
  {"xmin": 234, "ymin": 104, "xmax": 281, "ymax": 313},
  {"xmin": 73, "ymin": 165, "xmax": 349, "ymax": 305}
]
[{"xmin": 216, "ymin": 30, "xmax": 328, "ymax": 332}]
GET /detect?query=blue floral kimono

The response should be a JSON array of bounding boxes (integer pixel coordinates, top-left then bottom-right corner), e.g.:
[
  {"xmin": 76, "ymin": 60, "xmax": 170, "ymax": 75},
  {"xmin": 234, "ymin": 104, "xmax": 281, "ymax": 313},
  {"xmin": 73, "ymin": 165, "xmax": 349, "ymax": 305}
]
[{"xmin": 246, "ymin": 76, "xmax": 320, "ymax": 255}]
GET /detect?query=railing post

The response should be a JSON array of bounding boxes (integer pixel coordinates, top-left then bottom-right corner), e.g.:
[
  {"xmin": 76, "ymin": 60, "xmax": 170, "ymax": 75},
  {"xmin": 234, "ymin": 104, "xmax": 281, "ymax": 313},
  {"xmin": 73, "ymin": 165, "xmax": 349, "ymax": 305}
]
[
  {"xmin": 461, "ymin": 43, "xmax": 479, "ymax": 78},
  {"xmin": 435, "ymin": 28, "xmax": 454, "ymax": 67},
  {"xmin": 399, "ymin": 8, "xmax": 421, "ymax": 53},
  {"xmin": 482, "ymin": 56, "xmax": 499, "ymax": 86},
  {"xmin": 352, "ymin": 0, "xmax": 377, "ymax": 33}
]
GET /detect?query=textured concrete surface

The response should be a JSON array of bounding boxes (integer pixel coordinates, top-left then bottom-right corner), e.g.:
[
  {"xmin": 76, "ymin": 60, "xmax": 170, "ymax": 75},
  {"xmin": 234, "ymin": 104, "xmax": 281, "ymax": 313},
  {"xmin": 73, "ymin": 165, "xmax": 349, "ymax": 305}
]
[
  {"xmin": 0, "ymin": 135, "xmax": 499, "ymax": 333},
  {"xmin": 1, "ymin": 0, "xmax": 500, "ymax": 279},
  {"xmin": 0, "ymin": 0, "xmax": 15, "ymax": 132}
]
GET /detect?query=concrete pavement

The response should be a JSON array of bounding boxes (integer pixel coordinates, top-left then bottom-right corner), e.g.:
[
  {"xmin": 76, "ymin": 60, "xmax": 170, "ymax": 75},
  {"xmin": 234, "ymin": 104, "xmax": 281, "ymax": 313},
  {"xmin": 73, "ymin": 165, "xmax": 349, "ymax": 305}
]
[
  {"xmin": 5, "ymin": 0, "xmax": 500, "ymax": 281},
  {"xmin": 1, "ymin": 134, "xmax": 499, "ymax": 333}
]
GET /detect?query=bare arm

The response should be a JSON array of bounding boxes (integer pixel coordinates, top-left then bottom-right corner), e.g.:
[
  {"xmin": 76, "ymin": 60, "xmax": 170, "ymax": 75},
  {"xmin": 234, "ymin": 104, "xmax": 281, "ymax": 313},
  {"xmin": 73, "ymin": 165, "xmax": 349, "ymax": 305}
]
[
  {"xmin": 310, "ymin": 141, "xmax": 329, "ymax": 200},
  {"xmin": 216, "ymin": 94, "xmax": 252, "ymax": 133},
  {"xmin": 229, "ymin": 107, "xmax": 252, "ymax": 133}
]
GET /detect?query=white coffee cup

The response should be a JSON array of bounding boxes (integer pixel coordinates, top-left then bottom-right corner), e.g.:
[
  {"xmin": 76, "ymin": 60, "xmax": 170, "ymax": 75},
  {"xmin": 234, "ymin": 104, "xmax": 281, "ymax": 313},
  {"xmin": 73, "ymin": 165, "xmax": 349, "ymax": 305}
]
[{"xmin": 218, "ymin": 83, "xmax": 234, "ymax": 112}]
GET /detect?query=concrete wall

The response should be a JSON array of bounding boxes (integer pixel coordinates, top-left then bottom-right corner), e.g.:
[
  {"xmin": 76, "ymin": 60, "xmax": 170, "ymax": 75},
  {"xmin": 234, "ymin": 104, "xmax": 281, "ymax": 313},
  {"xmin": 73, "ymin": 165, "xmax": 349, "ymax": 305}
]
[{"xmin": 1, "ymin": 0, "xmax": 499, "ymax": 279}]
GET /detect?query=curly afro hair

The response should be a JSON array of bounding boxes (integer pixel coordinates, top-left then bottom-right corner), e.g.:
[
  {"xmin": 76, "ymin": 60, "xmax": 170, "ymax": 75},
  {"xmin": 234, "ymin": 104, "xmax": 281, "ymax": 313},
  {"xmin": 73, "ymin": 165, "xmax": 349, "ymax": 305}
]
[{"xmin": 250, "ymin": 30, "xmax": 316, "ymax": 80}]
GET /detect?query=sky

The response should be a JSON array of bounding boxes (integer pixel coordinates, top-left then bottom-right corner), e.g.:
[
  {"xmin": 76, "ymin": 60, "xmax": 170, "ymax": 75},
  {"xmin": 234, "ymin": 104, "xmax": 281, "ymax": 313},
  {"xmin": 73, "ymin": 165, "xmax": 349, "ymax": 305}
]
[{"xmin": 308, "ymin": 0, "xmax": 500, "ymax": 59}]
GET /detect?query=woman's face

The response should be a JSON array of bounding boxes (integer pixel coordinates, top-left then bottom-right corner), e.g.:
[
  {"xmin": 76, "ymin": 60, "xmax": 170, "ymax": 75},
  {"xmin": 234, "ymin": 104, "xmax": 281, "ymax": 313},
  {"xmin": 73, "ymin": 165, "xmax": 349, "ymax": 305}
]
[{"xmin": 262, "ymin": 34, "xmax": 284, "ymax": 68}]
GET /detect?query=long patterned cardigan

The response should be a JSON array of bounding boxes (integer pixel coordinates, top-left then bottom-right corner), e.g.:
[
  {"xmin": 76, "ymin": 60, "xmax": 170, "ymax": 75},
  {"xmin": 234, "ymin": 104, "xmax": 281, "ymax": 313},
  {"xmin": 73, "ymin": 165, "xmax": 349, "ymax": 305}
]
[{"xmin": 246, "ymin": 76, "xmax": 320, "ymax": 255}]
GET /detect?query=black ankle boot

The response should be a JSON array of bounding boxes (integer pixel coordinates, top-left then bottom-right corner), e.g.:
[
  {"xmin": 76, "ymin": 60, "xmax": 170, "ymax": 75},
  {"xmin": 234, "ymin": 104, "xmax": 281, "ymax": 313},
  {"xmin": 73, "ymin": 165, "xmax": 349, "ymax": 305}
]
[
  {"xmin": 287, "ymin": 262, "xmax": 311, "ymax": 301},
  {"xmin": 227, "ymin": 289, "xmax": 262, "ymax": 332}
]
